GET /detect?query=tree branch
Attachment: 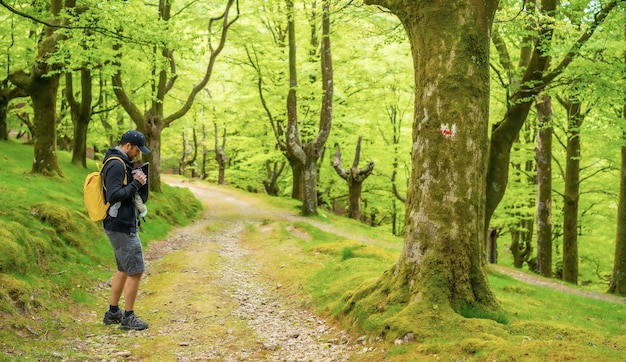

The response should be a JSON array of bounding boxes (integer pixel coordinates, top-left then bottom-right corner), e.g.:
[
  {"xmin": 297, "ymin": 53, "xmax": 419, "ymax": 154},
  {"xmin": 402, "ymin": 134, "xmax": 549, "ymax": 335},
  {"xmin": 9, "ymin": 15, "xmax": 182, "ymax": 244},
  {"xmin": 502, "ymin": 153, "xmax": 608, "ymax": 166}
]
[{"xmin": 542, "ymin": 0, "xmax": 618, "ymax": 84}]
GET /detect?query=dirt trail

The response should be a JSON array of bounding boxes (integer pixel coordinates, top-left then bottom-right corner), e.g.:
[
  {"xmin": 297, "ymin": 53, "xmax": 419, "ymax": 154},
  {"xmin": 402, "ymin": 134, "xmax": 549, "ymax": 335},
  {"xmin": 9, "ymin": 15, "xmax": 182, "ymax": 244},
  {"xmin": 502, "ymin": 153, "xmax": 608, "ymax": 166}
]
[{"xmin": 66, "ymin": 177, "xmax": 361, "ymax": 361}]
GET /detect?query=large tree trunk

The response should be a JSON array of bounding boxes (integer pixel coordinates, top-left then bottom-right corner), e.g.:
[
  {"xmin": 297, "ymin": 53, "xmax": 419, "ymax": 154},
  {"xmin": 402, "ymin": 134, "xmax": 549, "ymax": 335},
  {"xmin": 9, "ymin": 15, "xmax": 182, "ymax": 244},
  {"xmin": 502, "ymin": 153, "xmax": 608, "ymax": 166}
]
[
  {"xmin": 343, "ymin": 2, "xmax": 499, "ymax": 337},
  {"xmin": 7, "ymin": 0, "xmax": 64, "ymax": 176},
  {"xmin": 30, "ymin": 74, "xmax": 61, "ymax": 175},
  {"xmin": 561, "ymin": 98, "xmax": 584, "ymax": 284},
  {"xmin": 535, "ymin": 95, "xmax": 553, "ymax": 277}
]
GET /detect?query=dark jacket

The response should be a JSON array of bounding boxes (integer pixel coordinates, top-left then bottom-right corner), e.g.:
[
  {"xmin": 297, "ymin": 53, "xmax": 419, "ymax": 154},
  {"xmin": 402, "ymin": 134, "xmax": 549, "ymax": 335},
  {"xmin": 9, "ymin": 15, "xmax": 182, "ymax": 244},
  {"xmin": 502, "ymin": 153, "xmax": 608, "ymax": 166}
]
[{"xmin": 102, "ymin": 147, "xmax": 142, "ymax": 233}]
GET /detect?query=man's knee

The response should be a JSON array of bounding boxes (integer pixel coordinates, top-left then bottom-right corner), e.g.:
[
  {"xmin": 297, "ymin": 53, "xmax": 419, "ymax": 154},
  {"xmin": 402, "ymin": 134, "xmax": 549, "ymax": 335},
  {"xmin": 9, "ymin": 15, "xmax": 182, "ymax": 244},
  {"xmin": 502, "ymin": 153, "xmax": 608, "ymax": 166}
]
[{"xmin": 128, "ymin": 272, "xmax": 143, "ymax": 279}]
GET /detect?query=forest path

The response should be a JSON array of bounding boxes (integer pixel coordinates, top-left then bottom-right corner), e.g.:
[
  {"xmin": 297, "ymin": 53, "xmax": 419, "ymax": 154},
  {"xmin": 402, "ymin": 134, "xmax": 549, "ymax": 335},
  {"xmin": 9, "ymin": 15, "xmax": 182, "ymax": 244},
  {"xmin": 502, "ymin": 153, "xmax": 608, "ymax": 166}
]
[
  {"xmin": 67, "ymin": 177, "xmax": 624, "ymax": 361},
  {"xmin": 67, "ymin": 177, "xmax": 362, "ymax": 361},
  {"xmin": 489, "ymin": 264, "xmax": 626, "ymax": 304}
]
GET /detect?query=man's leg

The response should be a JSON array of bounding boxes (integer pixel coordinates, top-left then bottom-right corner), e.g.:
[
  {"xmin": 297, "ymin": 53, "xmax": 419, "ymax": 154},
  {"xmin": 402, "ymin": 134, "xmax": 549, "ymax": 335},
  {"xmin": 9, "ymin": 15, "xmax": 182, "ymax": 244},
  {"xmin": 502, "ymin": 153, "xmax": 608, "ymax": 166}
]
[
  {"xmin": 103, "ymin": 271, "xmax": 126, "ymax": 324},
  {"xmin": 123, "ymin": 273, "xmax": 143, "ymax": 312},
  {"xmin": 120, "ymin": 272, "xmax": 148, "ymax": 330},
  {"xmin": 109, "ymin": 271, "xmax": 127, "ymax": 306}
]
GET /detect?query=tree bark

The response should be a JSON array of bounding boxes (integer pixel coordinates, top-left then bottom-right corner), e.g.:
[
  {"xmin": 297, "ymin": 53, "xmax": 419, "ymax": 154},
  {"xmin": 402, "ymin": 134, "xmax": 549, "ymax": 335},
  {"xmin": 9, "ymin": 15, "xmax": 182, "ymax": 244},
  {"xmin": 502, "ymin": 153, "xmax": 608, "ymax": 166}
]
[
  {"xmin": 0, "ymin": 82, "xmax": 28, "ymax": 141},
  {"xmin": 344, "ymin": 1, "xmax": 500, "ymax": 330},
  {"xmin": 559, "ymin": 98, "xmax": 585, "ymax": 284},
  {"xmin": 66, "ymin": 68, "xmax": 93, "ymax": 168},
  {"xmin": 535, "ymin": 94, "xmax": 553, "ymax": 277},
  {"xmin": 214, "ymin": 122, "xmax": 227, "ymax": 185},
  {"xmin": 332, "ymin": 136, "xmax": 375, "ymax": 221}
]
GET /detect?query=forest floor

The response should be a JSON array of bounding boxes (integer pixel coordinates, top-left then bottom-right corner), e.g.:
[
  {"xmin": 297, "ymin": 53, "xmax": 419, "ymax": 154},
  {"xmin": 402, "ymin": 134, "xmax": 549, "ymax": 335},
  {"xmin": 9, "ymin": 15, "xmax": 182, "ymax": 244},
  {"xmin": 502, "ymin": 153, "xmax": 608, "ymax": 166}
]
[{"xmin": 65, "ymin": 176, "xmax": 624, "ymax": 361}]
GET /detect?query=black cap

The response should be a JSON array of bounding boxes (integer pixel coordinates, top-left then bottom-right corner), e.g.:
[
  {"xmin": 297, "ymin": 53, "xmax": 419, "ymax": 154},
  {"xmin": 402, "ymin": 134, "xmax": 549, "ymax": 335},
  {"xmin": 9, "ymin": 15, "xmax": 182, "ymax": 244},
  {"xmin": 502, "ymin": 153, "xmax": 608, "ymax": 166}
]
[{"xmin": 120, "ymin": 130, "xmax": 150, "ymax": 154}]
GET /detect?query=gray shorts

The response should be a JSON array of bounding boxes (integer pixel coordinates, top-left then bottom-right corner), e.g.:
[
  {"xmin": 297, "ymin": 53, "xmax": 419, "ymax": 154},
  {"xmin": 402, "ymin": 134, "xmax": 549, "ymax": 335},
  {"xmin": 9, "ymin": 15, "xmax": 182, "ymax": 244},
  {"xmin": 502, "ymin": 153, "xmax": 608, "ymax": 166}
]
[{"xmin": 104, "ymin": 230, "xmax": 145, "ymax": 276}]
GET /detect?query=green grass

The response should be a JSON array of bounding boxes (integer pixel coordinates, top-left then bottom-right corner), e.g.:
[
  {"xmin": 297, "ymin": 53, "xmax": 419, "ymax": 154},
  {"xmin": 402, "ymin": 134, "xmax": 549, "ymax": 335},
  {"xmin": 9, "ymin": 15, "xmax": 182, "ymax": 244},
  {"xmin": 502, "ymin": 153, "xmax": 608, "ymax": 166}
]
[
  {"xmin": 2, "ymin": 139, "xmax": 625, "ymax": 361},
  {"xmin": 234, "ymin": 190, "xmax": 626, "ymax": 361}
]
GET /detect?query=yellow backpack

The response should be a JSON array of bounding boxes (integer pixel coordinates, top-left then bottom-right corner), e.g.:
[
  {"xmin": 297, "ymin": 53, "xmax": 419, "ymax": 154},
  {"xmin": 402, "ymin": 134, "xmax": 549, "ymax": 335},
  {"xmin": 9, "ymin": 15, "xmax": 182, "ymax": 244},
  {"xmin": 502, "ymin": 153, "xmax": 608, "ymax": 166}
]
[{"xmin": 83, "ymin": 156, "xmax": 127, "ymax": 222}]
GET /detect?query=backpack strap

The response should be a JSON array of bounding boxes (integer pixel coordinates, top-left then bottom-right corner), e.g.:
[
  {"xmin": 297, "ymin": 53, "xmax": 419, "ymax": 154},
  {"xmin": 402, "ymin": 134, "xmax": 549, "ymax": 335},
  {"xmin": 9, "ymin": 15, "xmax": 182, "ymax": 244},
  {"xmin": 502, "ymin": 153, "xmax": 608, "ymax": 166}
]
[
  {"xmin": 101, "ymin": 156, "xmax": 128, "ymax": 185},
  {"xmin": 101, "ymin": 157, "xmax": 129, "ymax": 204}
]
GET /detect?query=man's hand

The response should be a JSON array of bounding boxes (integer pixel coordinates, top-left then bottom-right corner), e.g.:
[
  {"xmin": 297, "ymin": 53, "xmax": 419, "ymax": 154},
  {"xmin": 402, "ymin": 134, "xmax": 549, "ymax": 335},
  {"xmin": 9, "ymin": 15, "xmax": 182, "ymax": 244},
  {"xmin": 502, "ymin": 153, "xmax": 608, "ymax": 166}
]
[{"xmin": 133, "ymin": 171, "xmax": 147, "ymax": 185}]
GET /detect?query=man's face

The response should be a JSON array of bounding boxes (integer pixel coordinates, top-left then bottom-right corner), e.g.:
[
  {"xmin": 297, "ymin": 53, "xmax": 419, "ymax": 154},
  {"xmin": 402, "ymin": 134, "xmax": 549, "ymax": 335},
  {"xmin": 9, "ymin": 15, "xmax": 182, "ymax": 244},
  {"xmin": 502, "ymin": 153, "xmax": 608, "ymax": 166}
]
[{"xmin": 127, "ymin": 144, "xmax": 142, "ymax": 160}]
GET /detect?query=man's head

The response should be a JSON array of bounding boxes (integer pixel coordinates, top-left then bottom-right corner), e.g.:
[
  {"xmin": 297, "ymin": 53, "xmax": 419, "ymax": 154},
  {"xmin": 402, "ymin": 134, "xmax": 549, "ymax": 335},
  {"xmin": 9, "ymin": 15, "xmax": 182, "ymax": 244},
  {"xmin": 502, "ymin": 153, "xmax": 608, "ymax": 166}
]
[{"xmin": 120, "ymin": 130, "xmax": 150, "ymax": 157}]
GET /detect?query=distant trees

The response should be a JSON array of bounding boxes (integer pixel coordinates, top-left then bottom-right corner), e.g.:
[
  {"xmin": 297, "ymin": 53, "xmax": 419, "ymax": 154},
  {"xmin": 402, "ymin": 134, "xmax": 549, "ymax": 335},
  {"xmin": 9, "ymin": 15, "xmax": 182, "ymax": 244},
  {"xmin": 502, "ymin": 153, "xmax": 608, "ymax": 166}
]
[
  {"xmin": 489, "ymin": 0, "xmax": 622, "ymax": 285},
  {"xmin": 486, "ymin": 0, "xmax": 619, "ymax": 230},
  {"xmin": 112, "ymin": 0, "xmax": 239, "ymax": 192}
]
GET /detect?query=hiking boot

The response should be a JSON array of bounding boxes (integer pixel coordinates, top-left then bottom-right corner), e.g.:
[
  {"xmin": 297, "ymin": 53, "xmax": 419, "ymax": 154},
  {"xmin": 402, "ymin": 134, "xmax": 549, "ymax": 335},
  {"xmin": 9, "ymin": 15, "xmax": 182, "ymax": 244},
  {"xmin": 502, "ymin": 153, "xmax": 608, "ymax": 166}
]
[
  {"xmin": 120, "ymin": 313, "xmax": 149, "ymax": 331},
  {"xmin": 102, "ymin": 310, "xmax": 122, "ymax": 325}
]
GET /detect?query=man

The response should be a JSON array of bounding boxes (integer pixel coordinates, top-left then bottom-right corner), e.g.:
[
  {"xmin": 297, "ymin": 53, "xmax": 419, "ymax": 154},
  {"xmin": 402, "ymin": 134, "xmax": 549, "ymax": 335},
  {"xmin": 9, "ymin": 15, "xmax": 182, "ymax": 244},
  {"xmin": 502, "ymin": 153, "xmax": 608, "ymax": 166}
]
[{"xmin": 101, "ymin": 130, "xmax": 150, "ymax": 331}]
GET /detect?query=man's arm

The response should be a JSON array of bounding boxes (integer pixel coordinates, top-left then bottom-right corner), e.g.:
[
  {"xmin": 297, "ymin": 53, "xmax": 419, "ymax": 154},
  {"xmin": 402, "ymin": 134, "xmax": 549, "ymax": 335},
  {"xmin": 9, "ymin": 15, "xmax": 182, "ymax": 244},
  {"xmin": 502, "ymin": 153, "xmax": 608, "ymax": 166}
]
[{"xmin": 104, "ymin": 160, "xmax": 141, "ymax": 204}]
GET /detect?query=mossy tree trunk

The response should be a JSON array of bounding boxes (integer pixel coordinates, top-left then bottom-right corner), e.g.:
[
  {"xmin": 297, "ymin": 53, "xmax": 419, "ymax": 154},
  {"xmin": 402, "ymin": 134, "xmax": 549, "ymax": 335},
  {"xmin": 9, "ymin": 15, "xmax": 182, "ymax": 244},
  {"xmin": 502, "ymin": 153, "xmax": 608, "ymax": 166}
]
[
  {"xmin": 7, "ymin": 0, "xmax": 64, "ymax": 176},
  {"xmin": 66, "ymin": 69, "xmax": 93, "ymax": 168},
  {"xmin": 347, "ymin": 0, "xmax": 500, "ymax": 320},
  {"xmin": 559, "ymin": 97, "xmax": 585, "ymax": 284},
  {"xmin": 332, "ymin": 136, "xmax": 375, "ymax": 221},
  {"xmin": 29, "ymin": 74, "xmax": 61, "ymax": 176},
  {"xmin": 535, "ymin": 94, "xmax": 553, "ymax": 277}
]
